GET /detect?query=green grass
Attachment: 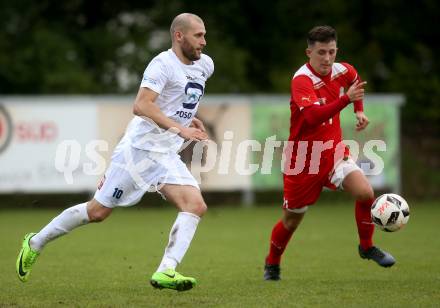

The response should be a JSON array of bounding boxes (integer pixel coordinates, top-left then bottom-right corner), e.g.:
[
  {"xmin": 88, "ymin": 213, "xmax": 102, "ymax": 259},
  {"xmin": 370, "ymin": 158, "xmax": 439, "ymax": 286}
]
[{"xmin": 1, "ymin": 202, "xmax": 439, "ymax": 307}]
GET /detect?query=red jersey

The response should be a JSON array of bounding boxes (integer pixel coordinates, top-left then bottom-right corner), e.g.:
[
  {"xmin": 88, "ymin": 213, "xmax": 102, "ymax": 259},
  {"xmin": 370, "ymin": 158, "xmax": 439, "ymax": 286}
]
[{"xmin": 286, "ymin": 62, "xmax": 363, "ymax": 175}]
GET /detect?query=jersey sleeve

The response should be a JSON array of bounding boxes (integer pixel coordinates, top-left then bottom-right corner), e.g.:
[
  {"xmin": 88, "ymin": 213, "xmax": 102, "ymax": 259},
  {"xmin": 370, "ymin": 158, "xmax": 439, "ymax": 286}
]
[
  {"xmin": 140, "ymin": 57, "xmax": 169, "ymax": 94},
  {"xmin": 202, "ymin": 54, "xmax": 215, "ymax": 78},
  {"xmin": 341, "ymin": 62, "xmax": 364, "ymax": 112},
  {"xmin": 342, "ymin": 62, "xmax": 359, "ymax": 84},
  {"xmin": 302, "ymin": 95, "xmax": 350, "ymax": 126},
  {"xmin": 291, "ymin": 75, "xmax": 320, "ymax": 109}
]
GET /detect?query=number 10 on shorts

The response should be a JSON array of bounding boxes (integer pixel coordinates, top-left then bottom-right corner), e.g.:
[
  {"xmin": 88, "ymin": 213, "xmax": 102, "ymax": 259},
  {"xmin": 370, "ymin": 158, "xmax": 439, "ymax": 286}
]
[{"xmin": 112, "ymin": 188, "xmax": 124, "ymax": 199}]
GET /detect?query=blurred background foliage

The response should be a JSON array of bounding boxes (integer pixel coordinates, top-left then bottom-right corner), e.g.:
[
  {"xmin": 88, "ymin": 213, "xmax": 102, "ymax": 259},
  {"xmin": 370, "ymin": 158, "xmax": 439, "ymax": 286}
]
[{"xmin": 0, "ymin": 0, "xmax": 438, "ymax": 198}]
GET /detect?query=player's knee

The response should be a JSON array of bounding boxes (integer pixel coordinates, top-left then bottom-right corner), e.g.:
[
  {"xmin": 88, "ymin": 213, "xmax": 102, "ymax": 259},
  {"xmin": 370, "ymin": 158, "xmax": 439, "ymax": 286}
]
[
  {"xmin": 88, "ymin": 211, "xmax": 108, "ymax": 222},
  {"xmin": 190, "ymin": 199, "xmax": 208, "ymax": 217},
  {"xmin": 283, "ymin": 218, "xmax": 300, "ymax": 231},
  {"xmin": 87, "ymin": 200, "xmax": 112, "ymax": 222},
  {"xmin": 180, "ymin": 197, "xmax": 207, "ymax": 217},
  {"xmin": 282, "ymin": 214, "xmax": 304, "ymax": 232},
  {"xmin": 356, "ymin": 185, "xmax": 375, "ymax": 201}
]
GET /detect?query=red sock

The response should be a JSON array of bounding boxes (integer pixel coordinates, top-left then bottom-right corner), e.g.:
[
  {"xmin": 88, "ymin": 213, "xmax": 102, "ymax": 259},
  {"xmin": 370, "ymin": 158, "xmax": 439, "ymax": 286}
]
[
  {"xmin": 355, "ymin": 198, "xmax": 375, "ymax": 250},
  {"xmin": 266, "ymin": 220, "xmax": 294, "ymax": 265}
]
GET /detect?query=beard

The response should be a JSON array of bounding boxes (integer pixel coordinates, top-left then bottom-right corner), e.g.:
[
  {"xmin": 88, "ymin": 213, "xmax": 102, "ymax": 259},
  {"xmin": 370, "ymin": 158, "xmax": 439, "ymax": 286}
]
[{"xmin": 181, "ymin": 38, "xmax": 201, "ymax": 61}]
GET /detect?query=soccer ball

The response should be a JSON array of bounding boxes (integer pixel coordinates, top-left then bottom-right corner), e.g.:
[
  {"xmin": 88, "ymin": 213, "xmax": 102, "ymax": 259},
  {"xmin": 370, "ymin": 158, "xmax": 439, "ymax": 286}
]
[{"xmin": 371, "ymin": 193, "xmax": 410, "ymax": 232}]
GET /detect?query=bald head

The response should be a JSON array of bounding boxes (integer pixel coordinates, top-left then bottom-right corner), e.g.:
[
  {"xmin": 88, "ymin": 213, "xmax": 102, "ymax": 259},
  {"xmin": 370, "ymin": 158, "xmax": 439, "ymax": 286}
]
[{"xmin": 170, "ymin": 13, "xmax": 204, "ymax": 42}]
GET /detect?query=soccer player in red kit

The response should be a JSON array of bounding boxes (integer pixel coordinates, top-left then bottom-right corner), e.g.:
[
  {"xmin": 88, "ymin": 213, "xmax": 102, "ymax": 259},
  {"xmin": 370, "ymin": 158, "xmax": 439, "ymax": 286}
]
[{"xmin": 264, "ymin": 25, "xmax": 395, "ymax": 281}]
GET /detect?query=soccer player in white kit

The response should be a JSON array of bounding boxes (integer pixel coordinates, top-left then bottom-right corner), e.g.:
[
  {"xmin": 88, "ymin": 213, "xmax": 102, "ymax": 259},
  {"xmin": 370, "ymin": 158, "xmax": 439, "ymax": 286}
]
[{"xmin": 16, "ymin": 13, "xmax": 214, "ymax": 292}]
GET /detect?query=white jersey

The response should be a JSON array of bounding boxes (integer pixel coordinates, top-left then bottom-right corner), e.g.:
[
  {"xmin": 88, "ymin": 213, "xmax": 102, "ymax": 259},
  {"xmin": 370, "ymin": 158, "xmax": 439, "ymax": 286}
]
[{"xmin": 122, "ymin": 49, "xmax": 214, "ymax": 153}]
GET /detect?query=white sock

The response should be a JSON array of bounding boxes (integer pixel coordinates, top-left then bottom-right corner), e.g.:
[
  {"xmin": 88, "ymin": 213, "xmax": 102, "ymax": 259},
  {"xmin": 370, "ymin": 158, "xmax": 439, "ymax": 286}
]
[
  {"xmin": 156, "ymin": 212, "xmax": 200, "ymax": 272},
  {"xmin": 30, "ymin": 202, "xmax": 90, "ymax": 252}
]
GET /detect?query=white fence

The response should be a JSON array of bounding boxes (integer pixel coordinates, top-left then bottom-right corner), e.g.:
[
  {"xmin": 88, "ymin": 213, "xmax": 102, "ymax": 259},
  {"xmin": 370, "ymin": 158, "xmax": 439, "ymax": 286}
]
[{"xmin": 0, "ymin": 95, "xmax": 404, "ymax": 195}]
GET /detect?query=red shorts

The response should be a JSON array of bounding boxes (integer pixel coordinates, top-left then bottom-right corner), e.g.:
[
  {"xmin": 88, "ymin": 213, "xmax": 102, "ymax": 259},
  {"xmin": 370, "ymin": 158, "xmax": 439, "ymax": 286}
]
[
  {"xmin": 283, "ymin": 171, "xmax": 336, "ymax": 209},
  {"xmin": 283, "ymin": 156, "xmax": 361, "ymax": 210},
  {"xmin": 283, "ymin": 145, "xmax": 354, "ymax": 210}
]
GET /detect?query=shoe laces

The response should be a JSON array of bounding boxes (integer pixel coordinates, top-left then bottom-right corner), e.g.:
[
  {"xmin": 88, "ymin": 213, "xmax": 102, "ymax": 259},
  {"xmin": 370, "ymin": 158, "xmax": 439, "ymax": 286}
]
[
  {"xmin": 369, "ymin": 247, "xmax": 385, "ymax": 259},
  {"xmin": 24, "ymin": 251, "xmax": 38, "ymax": 268}
]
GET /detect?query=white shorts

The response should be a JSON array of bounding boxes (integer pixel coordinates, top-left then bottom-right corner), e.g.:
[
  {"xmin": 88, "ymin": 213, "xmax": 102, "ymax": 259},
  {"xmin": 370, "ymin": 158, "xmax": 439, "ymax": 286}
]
[
  {"xmin": 329, "ymin": 157, "xmax": 363, "ymax": 190},
  {"xmin": 94, "ymin": 144, "xmax": 199, "ymax": 208}
]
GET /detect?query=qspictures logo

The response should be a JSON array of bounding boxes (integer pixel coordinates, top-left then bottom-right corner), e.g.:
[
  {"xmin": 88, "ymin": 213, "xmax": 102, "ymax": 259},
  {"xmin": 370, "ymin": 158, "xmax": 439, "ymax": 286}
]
[{"xmin": 0, "ymin": 104, "xmax": 13, "ymax": 154}]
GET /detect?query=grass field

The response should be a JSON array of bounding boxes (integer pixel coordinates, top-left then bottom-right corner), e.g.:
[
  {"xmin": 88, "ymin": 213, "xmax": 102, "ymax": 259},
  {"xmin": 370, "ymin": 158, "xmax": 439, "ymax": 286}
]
[{"xmin": 1, "ymin": 201, "xmax": 439, "ymax": 307}]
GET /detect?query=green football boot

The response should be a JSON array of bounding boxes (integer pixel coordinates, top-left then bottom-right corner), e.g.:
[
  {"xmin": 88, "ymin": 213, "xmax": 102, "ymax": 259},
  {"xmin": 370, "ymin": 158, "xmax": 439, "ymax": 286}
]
[
  {"xmin": 16, "ymin": 233, "xmax": 40, "ymax": 282},
  {"xmin": 150, "ymin": 269, "xmax": 197, "ymax": 291}
]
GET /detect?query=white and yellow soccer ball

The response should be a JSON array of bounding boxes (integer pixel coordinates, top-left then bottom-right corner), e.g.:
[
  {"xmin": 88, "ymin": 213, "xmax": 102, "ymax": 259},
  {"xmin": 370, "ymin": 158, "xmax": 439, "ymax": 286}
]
[{"xmin": 371, "ymin": 193, "xmax": 410, "ymax": 232}]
